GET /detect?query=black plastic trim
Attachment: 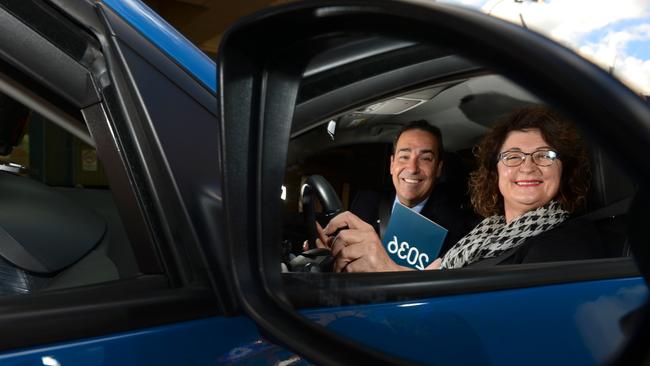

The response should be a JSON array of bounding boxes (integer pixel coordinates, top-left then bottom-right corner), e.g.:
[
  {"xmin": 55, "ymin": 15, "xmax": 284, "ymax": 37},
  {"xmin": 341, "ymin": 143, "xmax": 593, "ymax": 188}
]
[
  {"xmin": 95, "ymin": 11, "xmax": 185, "ymax": 283},
  {"xmin": 0, "ymin": 275, "xmax": 218, "ymax": 352},
  {"xmin": 284, "ymin": 258, "xmax": 641, "ymax": 308},
  {"xmin": 298, "ymin": 43, "xmax": 458, "ymax": 102},
  {"xmin": 0, "ymin": 0, "xmax": 100, "ymax": 65},
  {"xmin": 82, "ymin": 103, "xmax": 162, "ymax": 274},
  {"xmin": 47, "ymin": 0, "xmax": 103, "ymax": 36},
  {"xmin": 0, "ymin": 3, "xmax": 99, "ymax": 107},
  {"xmin": 0, "ymin": 57, "xmax": 91, "ymax": 146},
  {"xmin": 303, "ymin": 36, "xmax": 416, "ymax": 78}
]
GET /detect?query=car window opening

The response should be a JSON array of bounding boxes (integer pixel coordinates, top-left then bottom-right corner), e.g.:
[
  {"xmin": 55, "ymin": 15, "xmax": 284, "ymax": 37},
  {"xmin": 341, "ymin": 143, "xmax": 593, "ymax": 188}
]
[
  {"xmin": 282, "ymin": 67, "xmax": 636, "ymax": 276},
  {"xmin": 0, "ymin": 92, "xmax": 138, "ymax": 296}
]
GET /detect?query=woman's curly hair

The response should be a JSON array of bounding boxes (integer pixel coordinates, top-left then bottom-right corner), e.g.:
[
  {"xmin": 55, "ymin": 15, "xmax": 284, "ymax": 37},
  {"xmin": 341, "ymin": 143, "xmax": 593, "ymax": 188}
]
[{"xmin": 469, "ymin": 106, "xmax": 590, "ymax": 217}]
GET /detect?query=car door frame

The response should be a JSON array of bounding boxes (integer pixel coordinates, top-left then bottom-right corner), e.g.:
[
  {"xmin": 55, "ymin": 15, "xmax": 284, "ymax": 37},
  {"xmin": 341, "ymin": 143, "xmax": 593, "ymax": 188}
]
[{"xmin": 0, "ymin": 0, "xmax": 228, "ymax": 353}]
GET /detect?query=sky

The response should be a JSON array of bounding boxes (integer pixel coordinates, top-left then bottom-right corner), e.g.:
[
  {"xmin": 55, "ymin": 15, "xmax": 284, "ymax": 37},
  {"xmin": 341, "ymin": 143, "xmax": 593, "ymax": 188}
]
[{"xmin": 438, "ymin": 0, "xmax": 650, "ymax": 95}]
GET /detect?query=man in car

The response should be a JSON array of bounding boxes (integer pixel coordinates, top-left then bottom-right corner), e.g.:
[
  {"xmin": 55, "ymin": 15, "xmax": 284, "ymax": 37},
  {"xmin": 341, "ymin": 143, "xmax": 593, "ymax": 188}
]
[{"xmin": 349, "ymin": 120, "xmax": 476, "ymax": 257}]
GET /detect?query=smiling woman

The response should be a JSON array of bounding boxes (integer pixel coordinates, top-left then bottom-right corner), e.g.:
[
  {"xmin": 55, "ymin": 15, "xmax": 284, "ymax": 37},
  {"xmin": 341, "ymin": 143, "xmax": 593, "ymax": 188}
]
[
  {"xmin": 440, "ymin": 106, "xmax": 604, "ymax": 268},
  {"xmin": 470, "ymin": 106, "xmax": 590, "ymax": 219},
  {"xmin": 497, "ymin": 131, "xmax": 563, "ymax": 221}
]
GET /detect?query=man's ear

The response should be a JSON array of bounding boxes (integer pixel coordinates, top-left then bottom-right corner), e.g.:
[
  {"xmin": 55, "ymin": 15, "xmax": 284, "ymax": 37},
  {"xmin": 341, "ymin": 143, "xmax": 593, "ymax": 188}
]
[
  {"xmin": 436, "ymin": 160, "xmax": 444, "ymax": 178},
  {"xmin": 389, "ymin": 154, "xmax": 395, "ymax": 174}
]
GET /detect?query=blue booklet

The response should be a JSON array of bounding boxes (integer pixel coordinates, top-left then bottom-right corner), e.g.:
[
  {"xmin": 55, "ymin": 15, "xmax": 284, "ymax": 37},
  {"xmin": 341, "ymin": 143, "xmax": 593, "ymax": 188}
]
[{"xmin": 382, "ymin": 202, "xmax": 448, "ymax": 270}]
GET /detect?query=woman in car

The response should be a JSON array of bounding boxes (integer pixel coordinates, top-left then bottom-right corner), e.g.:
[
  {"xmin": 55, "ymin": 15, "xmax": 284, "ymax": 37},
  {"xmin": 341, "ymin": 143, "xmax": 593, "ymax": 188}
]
[
  {"xmin": 321, "ymin": 106, "xmax": 608, "ymax": 271},
  {"xmin": 439, "ymin": 106, "xmax": 607, "ymax": 268}
]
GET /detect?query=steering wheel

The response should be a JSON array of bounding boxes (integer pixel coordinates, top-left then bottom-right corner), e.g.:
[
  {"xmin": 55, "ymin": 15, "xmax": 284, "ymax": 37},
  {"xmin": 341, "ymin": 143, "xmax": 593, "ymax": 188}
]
[
  {"xmin": 288, "ymin": 175, "xmax": 342, "ymax": 272},
  {"xmin": 301, "ymin": 175, "xmax": 342, "ymax": 248}
]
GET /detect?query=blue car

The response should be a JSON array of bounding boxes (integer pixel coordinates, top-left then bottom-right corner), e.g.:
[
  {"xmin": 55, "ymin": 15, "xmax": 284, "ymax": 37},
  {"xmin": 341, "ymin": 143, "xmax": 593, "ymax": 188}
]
[{"xmin": 0, "ymin": 0, "xmax": 648, "ymax": 365}]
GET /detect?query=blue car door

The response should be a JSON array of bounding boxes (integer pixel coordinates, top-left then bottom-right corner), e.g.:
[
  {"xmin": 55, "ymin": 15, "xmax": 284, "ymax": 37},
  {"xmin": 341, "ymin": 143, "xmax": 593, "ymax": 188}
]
[{"xmin": 0, "ymin": 0, "xmax": 292, "ymax": 364}]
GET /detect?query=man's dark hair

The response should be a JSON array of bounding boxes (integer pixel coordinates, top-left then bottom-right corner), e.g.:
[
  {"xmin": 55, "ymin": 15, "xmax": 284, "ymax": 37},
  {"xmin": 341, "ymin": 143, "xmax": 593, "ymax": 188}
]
[{"xmin": 392, "ymin": 120, "xmax": 443, "ymax": 159}]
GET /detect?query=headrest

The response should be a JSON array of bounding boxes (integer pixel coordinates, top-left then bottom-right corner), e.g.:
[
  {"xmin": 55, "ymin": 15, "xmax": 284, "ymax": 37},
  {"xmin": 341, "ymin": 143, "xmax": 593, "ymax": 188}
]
[
  {"xmin": 0, "ymin": 172, "xmax": 106, "ymax": 274},
  {"xmin": 588, "ymin": 145, "xmax": 636, "ymax": 210}
]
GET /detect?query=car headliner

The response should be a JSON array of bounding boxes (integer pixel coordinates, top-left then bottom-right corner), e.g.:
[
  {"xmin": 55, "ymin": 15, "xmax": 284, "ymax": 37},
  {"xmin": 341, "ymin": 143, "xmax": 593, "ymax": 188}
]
[{"xmin": 289, "ymin": 72, "xmax": 542, "ymax": 167}]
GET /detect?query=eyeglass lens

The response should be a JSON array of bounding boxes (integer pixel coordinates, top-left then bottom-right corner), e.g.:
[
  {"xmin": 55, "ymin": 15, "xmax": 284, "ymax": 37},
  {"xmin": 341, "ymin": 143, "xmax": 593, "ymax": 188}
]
[{"xmin": 500, "ymin": 150, "xmax": 557, "ymax": 166}]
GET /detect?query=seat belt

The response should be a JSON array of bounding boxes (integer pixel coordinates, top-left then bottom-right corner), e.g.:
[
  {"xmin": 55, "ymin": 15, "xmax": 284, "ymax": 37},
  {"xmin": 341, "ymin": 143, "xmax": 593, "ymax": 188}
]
[
  {"xmin": 378, "ymin": 192, "xmax": 392, "ymax": 239},
  {"xmin": 581, "ymin": 196, "xmax": 632, "ymax": 221},
  {"xmin": 580, "ymin": 196, "xmax": 632, "ymax": 257}
]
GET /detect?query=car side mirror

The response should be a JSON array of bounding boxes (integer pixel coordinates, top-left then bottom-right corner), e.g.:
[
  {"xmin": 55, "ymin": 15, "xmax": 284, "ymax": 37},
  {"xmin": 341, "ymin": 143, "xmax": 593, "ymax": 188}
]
[{"xmin": 217, "ymin": 1, "xmax": 650, "ymax": 364}]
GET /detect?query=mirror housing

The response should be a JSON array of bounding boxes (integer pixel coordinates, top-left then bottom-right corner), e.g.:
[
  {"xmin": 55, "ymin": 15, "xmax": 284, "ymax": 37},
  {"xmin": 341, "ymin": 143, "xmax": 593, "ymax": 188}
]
[{"xmin": 217, "ymin": 1, "xmax": 650, "ymax": 364}]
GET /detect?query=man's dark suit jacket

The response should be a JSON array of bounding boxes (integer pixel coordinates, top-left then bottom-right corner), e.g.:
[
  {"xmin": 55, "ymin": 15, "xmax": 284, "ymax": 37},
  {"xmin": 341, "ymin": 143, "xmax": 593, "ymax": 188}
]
[{"xmin": 349, "ymin": 183, "xmax": 479, "ymax": 257}]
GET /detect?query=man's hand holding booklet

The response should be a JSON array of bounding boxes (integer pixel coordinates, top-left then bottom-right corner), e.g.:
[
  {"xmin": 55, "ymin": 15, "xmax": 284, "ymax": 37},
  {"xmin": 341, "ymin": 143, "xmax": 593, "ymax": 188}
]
[
  {"xmin": 311, "ymin": 203, "xmax": 447, "ymax": 272},
  {"xmin": 382, "ymin": 202, "xmax": 448, "ymax": 270}
]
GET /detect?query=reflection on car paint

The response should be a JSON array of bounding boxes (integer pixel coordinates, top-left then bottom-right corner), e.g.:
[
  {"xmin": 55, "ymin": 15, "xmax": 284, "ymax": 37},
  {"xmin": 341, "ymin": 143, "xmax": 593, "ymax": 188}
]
[
  {"xmin": 301, "ymin": 277, "xmax": 647, "ymax": 365},
  {"xmin": 576, "ymin": 283, "xmax": 647, "ymax": 363},
  {"xmin": 217, "ymin": 339, "xmax": 306, "ymax": 365}
]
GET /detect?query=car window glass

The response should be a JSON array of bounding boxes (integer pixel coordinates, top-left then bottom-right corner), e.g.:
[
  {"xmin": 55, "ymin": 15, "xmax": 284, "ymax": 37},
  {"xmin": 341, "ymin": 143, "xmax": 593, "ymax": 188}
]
[
  {"xmin": 282, "ymin": 43, "xmax": 637, "ymax": 274},
  {"xmin": 0, "ymin": 94, "xmax": 139, "ymax": 297}
]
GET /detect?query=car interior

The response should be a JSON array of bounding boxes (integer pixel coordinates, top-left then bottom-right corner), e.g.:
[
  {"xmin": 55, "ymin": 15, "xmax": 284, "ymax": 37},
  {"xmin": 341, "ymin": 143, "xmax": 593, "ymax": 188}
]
[
  {"xmin": 281, "ymin": 36, "xmax": 637, "ymax": 273},
  {"xmin": 0, "ymin": 92, "xmax": 138, "ymax": 296}
]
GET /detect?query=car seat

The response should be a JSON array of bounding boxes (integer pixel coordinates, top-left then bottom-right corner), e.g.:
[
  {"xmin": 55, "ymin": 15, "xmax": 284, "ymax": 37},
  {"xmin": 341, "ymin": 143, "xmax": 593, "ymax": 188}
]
[{"xmin": 584, "ymin": 144, "xmax": 636, "ymax": 257}]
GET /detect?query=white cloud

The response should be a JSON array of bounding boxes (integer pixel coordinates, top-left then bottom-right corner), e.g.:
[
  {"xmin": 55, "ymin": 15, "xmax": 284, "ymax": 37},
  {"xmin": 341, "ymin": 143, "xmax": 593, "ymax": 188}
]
[
  {"xmin": 458, "ymin": 0, "xmax": 489, "ymax": 6},
  {"xmin": 483, "ymin": 0, "xmax": 650, "ymax": 44},
  {"xmin": 580, "ymin": 24, "xmax": 650, "ymax": 65},
  {"xmin": 579, "ymin": 24, "xmax": 650, "ymax": 93},
  {"xmin": 437, "ymin": 0, "xmax": 650, "ymax": 94},
  {"xmin": 437, "ymin": 0, "xmax": 490, "ymax": 8},
  {"xmin": 479, "ymin": 0, "xmax": 650, "ymax": 94},
  {"xmin": 616, "ymin": 56, "xmax": 650, "ymax": 95}
]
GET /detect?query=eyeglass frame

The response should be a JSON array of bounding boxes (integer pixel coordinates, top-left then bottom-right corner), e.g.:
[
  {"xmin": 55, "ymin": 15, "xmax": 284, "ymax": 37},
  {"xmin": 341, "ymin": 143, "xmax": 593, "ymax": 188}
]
[{"xmin": 497, "ymin": 149, "xmax": 560, "ymax": 167}]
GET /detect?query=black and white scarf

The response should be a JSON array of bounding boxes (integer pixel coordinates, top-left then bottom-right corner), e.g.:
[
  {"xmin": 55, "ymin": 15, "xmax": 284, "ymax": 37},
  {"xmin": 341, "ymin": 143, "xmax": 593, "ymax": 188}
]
[{"xmin": 441, "ymin": 200, "xmax": 569, "ymax": 269}]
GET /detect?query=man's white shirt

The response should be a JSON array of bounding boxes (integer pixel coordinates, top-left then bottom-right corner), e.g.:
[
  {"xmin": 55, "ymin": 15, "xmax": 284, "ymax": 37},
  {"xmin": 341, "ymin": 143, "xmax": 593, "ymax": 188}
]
[{"xmin": 391, "ymin": 195, "xmax": 429, "ymax": 214}]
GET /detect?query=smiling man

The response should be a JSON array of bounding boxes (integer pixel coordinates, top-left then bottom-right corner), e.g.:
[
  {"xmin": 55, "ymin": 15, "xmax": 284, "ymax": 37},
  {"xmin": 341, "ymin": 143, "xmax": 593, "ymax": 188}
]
[
  {"xmin": 349, "ymin": 120, "xmax": 477, "ymax": 256},
  {"xmin": 390, "ymin": 123, "xmax": 442, "ymax": 208}
]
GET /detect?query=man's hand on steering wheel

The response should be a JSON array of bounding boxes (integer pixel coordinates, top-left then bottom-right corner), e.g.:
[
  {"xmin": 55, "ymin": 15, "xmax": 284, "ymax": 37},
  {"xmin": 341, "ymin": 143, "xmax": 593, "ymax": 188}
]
[
  {"xmin": 302, "ymin": 222, "xmax": 330, "ymax": 251},
  {"xmin": 322, "ymin": 211, "xmax": 409, "ymax": 272}
]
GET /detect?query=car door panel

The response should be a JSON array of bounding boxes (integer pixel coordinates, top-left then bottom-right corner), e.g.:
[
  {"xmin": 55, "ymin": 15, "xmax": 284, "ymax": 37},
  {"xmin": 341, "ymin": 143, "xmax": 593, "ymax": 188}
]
[
  {"xmin": 0, "ymin": 316, "xmax": 287, "ymax": 365},
  {"xmin": 302, "ymin": 277, "xmax": 646, "ymax": 365}
]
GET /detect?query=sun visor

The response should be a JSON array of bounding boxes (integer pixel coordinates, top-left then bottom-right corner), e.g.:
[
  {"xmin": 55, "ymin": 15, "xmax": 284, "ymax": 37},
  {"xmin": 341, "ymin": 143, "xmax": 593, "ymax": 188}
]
[{"xmin": 0, "ymin": 172, "xmax": 106, "ymax": 274}]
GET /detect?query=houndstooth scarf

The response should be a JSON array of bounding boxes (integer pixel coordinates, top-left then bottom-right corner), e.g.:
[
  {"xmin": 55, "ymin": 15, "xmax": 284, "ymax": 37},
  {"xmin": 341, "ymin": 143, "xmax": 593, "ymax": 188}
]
[{"xmin": 441, "ymin": 200, "xmax": 569, "ymax": 269}]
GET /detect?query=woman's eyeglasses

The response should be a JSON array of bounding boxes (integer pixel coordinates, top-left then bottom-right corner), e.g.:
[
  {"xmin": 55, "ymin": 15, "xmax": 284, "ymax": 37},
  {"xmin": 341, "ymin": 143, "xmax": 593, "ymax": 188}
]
[{"xmin": 497, "ymin": 149, "xmax": 560, "ymax": 167}]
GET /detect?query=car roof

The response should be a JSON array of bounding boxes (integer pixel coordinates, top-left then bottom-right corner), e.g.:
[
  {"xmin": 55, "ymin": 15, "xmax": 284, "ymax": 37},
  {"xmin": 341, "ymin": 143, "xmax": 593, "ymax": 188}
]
[{"xmin": 101, "ymin": 0, "xmax": 216, "ymax": 93}]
